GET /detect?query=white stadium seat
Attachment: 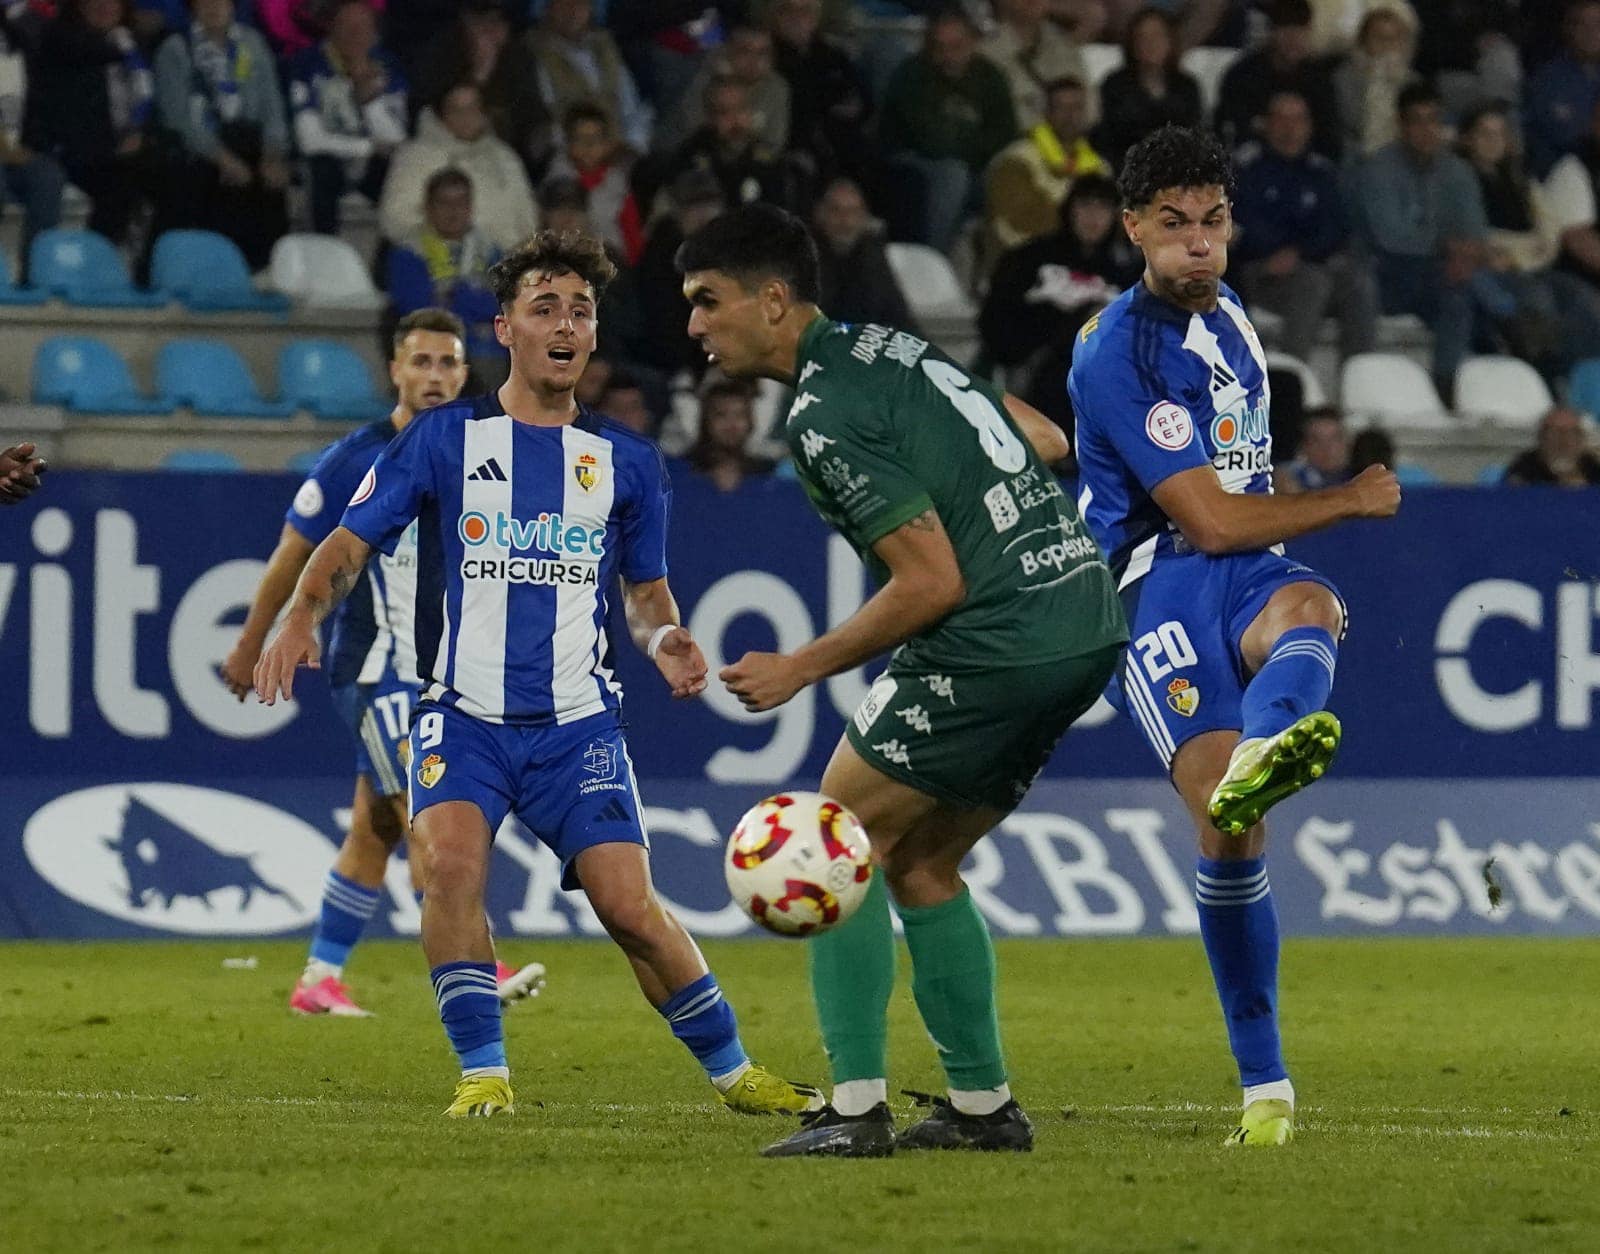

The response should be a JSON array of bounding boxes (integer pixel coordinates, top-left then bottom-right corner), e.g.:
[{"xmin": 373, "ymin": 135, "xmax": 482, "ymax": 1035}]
[
  {"xmin": 1340, "ymin": 352, "xmax": 1455, "ymax": 430},
  {"xmin": 1265, "ymin": 350, "xmax": 1326, "ymax": 409},
  {"xmin": 268, "ymin": 234, "xmax": 384, "ymax": 310},
  {"xmin": 1180, "ymin": 46, "xmax": 1241, "ymax": 118},
  {"xmin": 885, "ymin": 241, "xmax": 975, "ymax": 321},
  {"xmin": 1453, "ymin": 355, "xmax": 1553, "ymax": 429}
]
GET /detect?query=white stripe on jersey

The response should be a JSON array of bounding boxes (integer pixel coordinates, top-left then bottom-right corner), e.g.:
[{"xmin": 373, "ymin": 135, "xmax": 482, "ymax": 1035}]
[
  {"xmin": 1119, "ymin": 534, "xmax": 1158, "ymax": 591},
  {"xmin": 453, "ymin": 414, "xmax": 515, "ymax": 722},
  {"xmin": 1216, "ymin": 296, "xmax": 1271, "ymax": 389},
  {"xmin": 552, "ymin": 425, "xmax": 616, "ymax": 725}
]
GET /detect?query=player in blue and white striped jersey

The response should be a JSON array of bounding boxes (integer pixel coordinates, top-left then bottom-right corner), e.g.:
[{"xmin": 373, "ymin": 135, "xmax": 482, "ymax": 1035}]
[
  {"xmin": 223, "ymin": 309, "xmax": 544, "ymax": 1018},
  {"xmin": 255, "ymin": 231, "xmax": 820, "ymax": 1121},
  {"xmin": 1068, "ymin": 127, "xmax": 1400, "ymax": 1148}
]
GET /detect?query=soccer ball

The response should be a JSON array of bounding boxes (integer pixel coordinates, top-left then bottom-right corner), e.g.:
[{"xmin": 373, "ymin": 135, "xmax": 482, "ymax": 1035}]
[{"xmin": 725, "ymin": 792, "xmax": 873, "ymax": 937}]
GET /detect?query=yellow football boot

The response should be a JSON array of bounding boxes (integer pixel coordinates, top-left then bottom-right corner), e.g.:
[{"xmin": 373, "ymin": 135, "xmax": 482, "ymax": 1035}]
[
  {"xmin": 444, "ymin": 1074, "xmax": 514, "ymax": 1118},
  {"xmin": 719, "ymin": 1064, "xmax": 825, "ymax": 1116},
  {"xmin": 1223, "ymin": 1098, "xmax": 1295, "ymax": 1147},
  {"xmin": 1208, "ymin": 712, "xmax": 1342, "ymax": 836}
]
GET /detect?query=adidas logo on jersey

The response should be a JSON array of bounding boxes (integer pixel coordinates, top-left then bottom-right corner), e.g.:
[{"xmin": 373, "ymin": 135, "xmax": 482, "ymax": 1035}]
[{"xmin": 468, "ymin": 458, "xmax": 509, "ymax": 482}]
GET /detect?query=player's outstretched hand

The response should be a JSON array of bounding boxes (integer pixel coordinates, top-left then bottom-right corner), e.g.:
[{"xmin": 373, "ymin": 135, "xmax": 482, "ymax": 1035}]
[
  {"xmin": 0, "ymin": 442, "xmax": 47, "ymax": 505},
  {"xmin": 1344, "ymin": 464, "xmax": 1402, "ymax": 519},
  {"xmin": 220, "ymin": 638, "xmax": 262, "ymax": 702},
  {"xmin": 254, "ymin": 617, "xmax": 321, "ymax": 705},
  {"xmin": 653, "ymin": 626, "xmax": 708, "ymax": 699},
  {"xmin": 721, "ymin": 651, "xmax": 806, "ymax": 713}
]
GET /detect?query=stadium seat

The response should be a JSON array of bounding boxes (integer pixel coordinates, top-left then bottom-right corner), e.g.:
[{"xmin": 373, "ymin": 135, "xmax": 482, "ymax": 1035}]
[
  {"xmin": 1454, "ymin": 356, "xmax": 1553, "ymax": 429},
  {"xmin": 1394, "ymin": 462, "xmax": 1440, "ymax": 487},
  {"xmin": 1265, "ymin": 351, "xmax": 1326, "ymax": 408},
  {"xmin": 0, "ymin": 250, "xmax": 43, "ymax": 305},
  {"xmin": 1079, "ymin": 42, "xmax": 1120, "ymax": 94},
  {"xmin": 150, "ymin": 230, "xmax": 290, "ymax": 314},
  {"xmin": 162, "ymin": 448, "xmax": 244, "ymax": 472},
  {"xmin": 1340, "ymin": 353, "xmax": 1454, "ymax": 430},
  {"xmin": 1568, "ymin": 357, "xmax": 1600, "ymax": 416},
  {"xmin": 278, "ymin": 340, "xmax": 389, "ymax": 420},
  {"xmin": 156, "ymin": 340, "xmax": 296, "ymax": 417},
  {"xmin": 29, "ymin": 228, "xmax": 168, "ymax": 307},
  {"xmin": 268, "ymin": 233, "xmax": 384, "ymax": 309},
  {"xmin": 1181, "ymin": 46, "xmax": 1240, "ymax": 117},
  {"xmin": 1476, "ymin": 462, "xmax": 1507, "ymax": 486},
  {"xmin": 885, "ymin": 242, "xmax": 975, "ymax": 321},
  {"xmin": 32, "ymin": 337, "xmax": 172, "ymax": 415}
]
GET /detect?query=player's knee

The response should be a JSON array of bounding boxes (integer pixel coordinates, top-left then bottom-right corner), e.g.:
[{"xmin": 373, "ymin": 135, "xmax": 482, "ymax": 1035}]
[
  {"xmin": 1278, "ymin": 584, "xmax": 1344, "ymax": 637},
  {"xmin": 589, "ymin": 886, "xmax": 662, "ymax": 953},
  {"xmin": 422, "ymin": 838, "xmax": 483, "ymax": 900},
  {"xmin": 881, "ymin": 847, "xmax": 963, "ymax": 909}
]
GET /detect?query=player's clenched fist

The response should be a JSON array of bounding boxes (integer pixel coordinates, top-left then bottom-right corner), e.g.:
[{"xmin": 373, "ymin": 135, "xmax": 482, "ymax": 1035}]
[
  {"xmin": 0, "ymin": 442, "xmax": 47, "ymax": 505},
  {"xmin": 721, "ymin": 651, "xmax": 808, "ymax": 712},
  {"xmin": 1343, "ymin": 464, "xmax": 1402, "ymax": 518},
  {"xmin": 652, "ymin": 626, "xmax": 709, "ymax": 699},
  {"xmin": 254, "ymin": 617, "xmax": 322, "ymax": 704}
]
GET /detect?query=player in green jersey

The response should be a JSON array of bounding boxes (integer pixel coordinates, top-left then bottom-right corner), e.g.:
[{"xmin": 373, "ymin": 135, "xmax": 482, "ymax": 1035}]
[{"xmin": 677, "ymin": 204, "xmax": 1128, "ymax": 1157}]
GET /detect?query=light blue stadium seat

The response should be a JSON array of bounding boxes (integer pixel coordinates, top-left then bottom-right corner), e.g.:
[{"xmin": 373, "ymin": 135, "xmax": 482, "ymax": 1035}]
[
  {"xmin": 29, "ymin": 228, "xmax": 168, "ymax": 307},
  {"xmin": 32, "ymin": 337, "xmax": 172, "ymax": 414},
  {"xmin": 162, "ymin": 448, "xmax": 244, "ymax": 472},
  {"xmin": 1567, "ymin": 358, "xmax": 1600, "ymax": 418},
  {"xmin": 150, "ymin": 230, "xmax": 290, "ymax": 314},
  {"xmin": 278, "ymin": 340, "xmax": 389, "ymax": 420},
  {"xmin": 0, "ymin": 250, "xmax": 43, "ymax": 305},
  {"xmin": 156, "ymin": 340, "xmax": 296, "ymax": 417},
  {"xmin": 1476, "ymin": 463, "xmax": 1507, "ymax": 486},
  {"xmin": 1394, "ymin": 463, "xmax": 1440, "ymax": 487},
  {"xmin": 286, "ymin": 447, "xmax": 324, "ymax": 474}
]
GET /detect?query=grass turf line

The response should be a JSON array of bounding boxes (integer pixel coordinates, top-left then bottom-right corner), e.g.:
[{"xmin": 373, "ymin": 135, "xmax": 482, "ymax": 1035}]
[{"xmin": 2, "ymin": 937, "xmax": 1596, "ymax": 1253}]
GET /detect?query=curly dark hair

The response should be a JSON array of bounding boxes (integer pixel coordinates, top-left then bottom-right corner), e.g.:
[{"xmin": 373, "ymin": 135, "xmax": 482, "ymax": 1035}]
[
  {"xmin": 487, "ymin": 229, "xmax": 618, "ymax": 309},
  {"xmin": 1118, "ymin": 124, "xmax": 1236, "ymax": 210},
  {"xmin": 674, "ymin": 203, "xmax": 821, "ymax": 302}
]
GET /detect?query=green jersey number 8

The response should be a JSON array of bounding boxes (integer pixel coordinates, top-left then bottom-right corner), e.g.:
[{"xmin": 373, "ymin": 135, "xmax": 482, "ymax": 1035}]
[{"xmin": 920, "ymin": 358, "xmax": 1028, "ymax": 474}]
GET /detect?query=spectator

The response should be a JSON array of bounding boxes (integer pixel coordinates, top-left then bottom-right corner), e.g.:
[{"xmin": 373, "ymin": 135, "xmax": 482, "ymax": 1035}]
[
  {"xmin": 1331, "ymin": 1, "xmax": 1418, "ymax": 158},
  {"xmin": 1276, "ymin": 406, "xmax": 1351, "ymax": 491},
  {"xmin": 597, "ymin": 366, "xmax": 658, "ymax": 437},
  {"xmin": 1525, "ymin": 0, "xmax": 1600, "ymax": 179},
  {"xmin": 379, "ymin": 81, "xmax": 537, "ymax": 252},
  {"xmin": 525, "ymin": 0, "xmax": 652, "ymax": 158},
  {"xmin": 1348, "ymin": 425, "xmax": 1396, "ymax": 475},
  {"xmin": 1050, "ymin": 0, "xmax": 1108, "ymax": 42},
  {"xmin": 767, "ymin": 0, "xmax": 872, "ymax": 188},
  {"xmin": 151, "ymin": 0, "xmax": 289, "ymax": 270},
  {"xmin": 665, "ymin": 76, "xmax": 793, "ymax": 214},
  {"xmin": 1092, "ymin": 8, "xmax": 1203, "ymax": 169},
  {"xmin": 980, "ymin": 172, "xmax": 1137, "ymax": 422},
  {"xmin": 416, "ymin": 0, "xmax": 552, "ymax": 179},
  {"xmin": 257, "ymin": 0, "xmax": 387, "ymax": 61},
  {"xmin": 811, "ymin": 176, "xmax": 915, "ymax": 329},
  {"xmin": 0, "ymin": 19, "xmax": 64, "ymax": 274},
  {"xmin": 1353, "ymin": 81, "xmax": 1487, "ymax": 402},
  {"xmin": 1545, "ymin": 96, "xmax": 1600, "ymax": 289},
  {"xmin": 1504, "ymin": 404, "xmax": 1600, "ymax": 485},
  {"xmin": 1231, "ymin": 89, "xmax": 1377, "ymax": 363},
  {"xmin": 668, "ymin": 24, "xmax": 789, "ymax": 154},
  {"xmin": 606, "ymin": 0, "xmax": 741, "ymax": 123},
  {"xmin": 1213, "ymin": 0, "xmax": 1341, "ymax": 159},
  {"xmin": 879, "ymin": 6, "xmax": 1017, "ymax": 252},
  {"xmin": 982, "ymin": 0, "xmax": 1087, "ymax": 130},
  {"xmin": 985, "ymin": 75, "xmax": 1108, "ymax": 256},
  {"xmin": 24, "ymin": 0, "xmax": 155, "ymax": 245},
  {"xmin": 1098, "ymin": 0, "xmax": 1242, "ymax": 49},
  {"xmin": 288, "ymin": 0, "xmax": 407, "ymax": 235},
  {"xmin": 385, "ymin": 167, "xmax": 505, "ymax": 385},
  {"xmin": 621, "ymin": 168, "xmax": 724, "ymax": 377},
  {"xmin": 683, "ymin": 380, "xmax": 777, "ymax": 491},
  {"xmin": 1457, "ymin": 100, "xmax": 1600, "ymax": 375},
  {"xmin": 543, "ymin": 103, "xmax": 642, "ymax": 265},
  {"xmin": 1411, "ymin": 0, "xmax": 1520, "ymax": 120}
]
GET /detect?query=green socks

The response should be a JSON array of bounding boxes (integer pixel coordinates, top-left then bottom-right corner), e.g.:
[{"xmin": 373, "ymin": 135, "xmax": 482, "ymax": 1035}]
[
  {"xmin": 809, "ymin": 871, "xmax": 895, "ymax": 1083},
  {"xmin": 809, "ymin": 875, "xmax": 1007, "ymax": 1092},
  {"xmin": 897, "ymin": 887, "xmax": 1006, "ymax": 1091}
]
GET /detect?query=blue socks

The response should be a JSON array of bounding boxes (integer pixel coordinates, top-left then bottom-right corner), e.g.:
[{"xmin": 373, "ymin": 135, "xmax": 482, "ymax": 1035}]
[
  {"xmin": 308, "ymin": 871, "xmax": 381, "ymax": 969},
  {"xmin": 431, "ymin": 961, "xmax": 506, "ymax": 1073},
  {"xmin": 1241, "ymin": 626, "xmax": 1337, "ymax": 740},
  {"xmin": 1196, "ymin": 856, "xmax": 1285, "ymax": 1086},
  {"xmin": 660, "ymin": 973, "xmax": 748, "ymax": 1082}
]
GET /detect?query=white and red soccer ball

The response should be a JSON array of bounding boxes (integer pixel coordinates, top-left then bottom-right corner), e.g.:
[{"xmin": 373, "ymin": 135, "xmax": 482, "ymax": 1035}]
[{"xmin": 724, "ymin": 792, "xmax": 873, "ymax": 937}]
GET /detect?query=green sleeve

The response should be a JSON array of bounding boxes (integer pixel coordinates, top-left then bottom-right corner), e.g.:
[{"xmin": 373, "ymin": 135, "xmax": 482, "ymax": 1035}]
[{"xmin": 791, "ymin": 394, "xmax": 933, "ymax": 548}]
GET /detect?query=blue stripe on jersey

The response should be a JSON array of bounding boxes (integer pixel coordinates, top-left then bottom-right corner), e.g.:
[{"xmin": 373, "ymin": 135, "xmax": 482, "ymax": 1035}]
[{"xmin": 413, "ymin": 491, "xmax": 447, "ymax": 693}]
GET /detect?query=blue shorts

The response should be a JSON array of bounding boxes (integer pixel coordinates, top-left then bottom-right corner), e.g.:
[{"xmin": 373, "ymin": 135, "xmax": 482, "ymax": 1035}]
[
  {"xmin": 1109, "ymin": 548, "xmax": 1346, "ymax": 771},
  {"xmin": 405, "ymin": 705, "xmax": 648, "ymax": 890},
  {"xmin": 330, "ymin": 669, "xmax": 420, "ymax": 799}
]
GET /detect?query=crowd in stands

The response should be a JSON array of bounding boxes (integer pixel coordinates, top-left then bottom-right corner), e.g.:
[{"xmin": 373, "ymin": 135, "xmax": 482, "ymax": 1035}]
[{"xmin": 0, "ymin": 0, "xmax": 1596, "ymax": 488}]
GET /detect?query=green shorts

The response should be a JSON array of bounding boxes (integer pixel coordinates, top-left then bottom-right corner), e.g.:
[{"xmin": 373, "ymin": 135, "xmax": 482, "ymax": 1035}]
[{"xmin": 844, "ymin": 645, "xmax": 1121, "ymax": 813}]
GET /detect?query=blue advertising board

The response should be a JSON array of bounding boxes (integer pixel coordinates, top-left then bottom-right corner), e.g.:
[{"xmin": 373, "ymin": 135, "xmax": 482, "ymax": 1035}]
[{"xmin": 0, "ymin": 471, "xmax": 1595, "ymax": 938}]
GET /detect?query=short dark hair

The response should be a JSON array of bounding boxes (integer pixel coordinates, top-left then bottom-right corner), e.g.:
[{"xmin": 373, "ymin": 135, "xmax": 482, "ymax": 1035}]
[
  {"xmin": 1059, "ymin": 172, "xmax": 1121, "ymax": 230},
  {"xmin": 1398, "ymin": 80, "xmax": 1442, "ymax": 118},
  {"xmin": 702, "ymin": 378, "xmax": 756, "ymax": 411},
  {"xmin": 537, "ymin": 176, "xmax": 588, "ymax": 213},
  {"xmin": 1303, "ymin": 405, "xmax": 1345, "ymax": 428},
  {"xmin": 1042, "ymin": 75, "xmax": 1085, "ymax": 98},
  {"xmin": 674, "ymin": 204, "xmax": 821, "ymax": 302},
  {"xmin": 486, "ymin": 230, "xmax": 617, "ymax": 309},
  {"xmin": 1265, "ymin": 0, "xmax": 1313, "ymax": 28},
  {"xmin": 1118, "ymin": 124, "xmax": 1236, "ymax": 209},
  {"xmin": 392, "ymin": 307, "xmax": 467, "ymax": 355},
  {"xmin": 926, "ymin": 3, "xmax": 979, "ymax": 39},
  {"xmin": 1121, "ymin": 7, "xmax": 1180, "ymax": 72},
  {"xmin": 563, "ymin": 102, "xmax": 610, "ymax": 135},
  {"xmin": 425, "ymin": 167, "xmax": 473, "ymax": 202}
]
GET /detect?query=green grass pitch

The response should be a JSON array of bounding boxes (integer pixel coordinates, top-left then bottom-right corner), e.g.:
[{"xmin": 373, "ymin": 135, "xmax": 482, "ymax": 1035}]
[{"xmin": 3, "ymin": 937, "xmax": 1596, "ymax": 1252}]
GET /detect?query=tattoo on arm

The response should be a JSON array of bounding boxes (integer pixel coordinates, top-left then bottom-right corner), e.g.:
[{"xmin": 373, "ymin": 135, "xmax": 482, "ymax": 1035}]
[{"xmin": 303, "ymin": 546, "xmax": 364, "ymax": 626}]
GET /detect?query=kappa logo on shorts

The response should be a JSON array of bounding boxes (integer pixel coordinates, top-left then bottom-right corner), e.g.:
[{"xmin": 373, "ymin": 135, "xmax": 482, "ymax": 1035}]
[
  {"xmin": 1166, "ymin": 677, "xmax": 1200, "ymax": 717},
  {"xmin": 896, "ymin": 704, "xmax": 934, "ymax": 734},
  {"xmin": 924, "ymin": 674, "xmax": 956, "ymax": 704},
  {"xmin": 873, "ymin": 739, "xmax": 912, "ymax": 767},
  {"xmin": 417, "ymin": 753, "xmax": 447, "ymax": 788}
]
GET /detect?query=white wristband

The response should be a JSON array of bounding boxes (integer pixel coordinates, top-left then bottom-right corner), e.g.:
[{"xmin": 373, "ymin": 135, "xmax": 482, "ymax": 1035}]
[{"xmin": 646, "ymin": 623, "xmax": 676, "ymax": 660}]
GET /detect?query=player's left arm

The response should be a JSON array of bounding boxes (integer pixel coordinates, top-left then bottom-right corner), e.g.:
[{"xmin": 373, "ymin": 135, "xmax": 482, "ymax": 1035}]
[
  {"xmin": 720, "ymin": 508, "xmax": 965, "ymax": 713},
  {"xmin": 622, "ymin": 576, "xmax": 708, "ymax": 700},
  {"xmin": 1002, "ymin": 393, "xmax": 1071, "ymax": 468}
]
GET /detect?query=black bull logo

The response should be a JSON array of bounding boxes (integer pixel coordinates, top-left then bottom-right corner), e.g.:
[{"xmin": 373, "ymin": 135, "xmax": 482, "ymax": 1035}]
[{"xmin": 104, "ymin": 797, "xmax": 302, "ymax": 912}]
